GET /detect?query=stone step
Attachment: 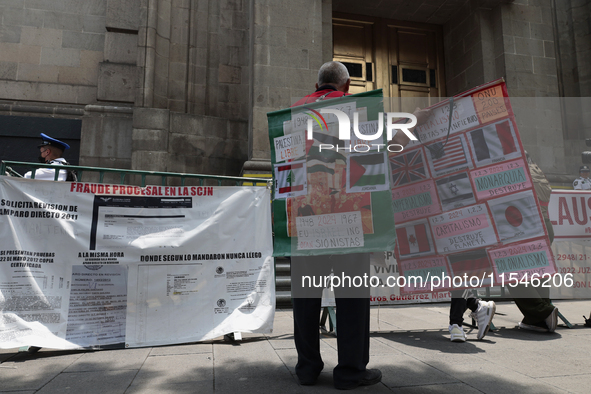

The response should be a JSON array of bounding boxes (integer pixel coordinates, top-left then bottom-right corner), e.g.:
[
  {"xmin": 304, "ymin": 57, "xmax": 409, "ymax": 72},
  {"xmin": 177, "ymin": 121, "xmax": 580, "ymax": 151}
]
[
  {"xmin": 276, "ymin": 290, "xmax": 292, "ymax": 308},
  {"xmin": 275, "ymin": 277, "xmax": 291, "ymax": 289}
]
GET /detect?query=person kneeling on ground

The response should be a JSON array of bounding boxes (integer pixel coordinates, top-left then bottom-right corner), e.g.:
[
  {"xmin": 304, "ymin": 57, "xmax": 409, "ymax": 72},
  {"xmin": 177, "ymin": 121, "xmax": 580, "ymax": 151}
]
[{"xmin": 449, "ymin": 290, "xmax": 496, "ymax": 342}]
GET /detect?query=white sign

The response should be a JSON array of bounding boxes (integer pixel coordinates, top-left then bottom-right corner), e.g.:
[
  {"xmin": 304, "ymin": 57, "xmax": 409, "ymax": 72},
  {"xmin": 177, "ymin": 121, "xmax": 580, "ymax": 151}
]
[
  {"xmin": 413, "ymin": 97, "xmax": 479, "ymax": 144},
  {"xmin": 274, "ymin": 130, "xmax": 306, "ymax": 163},
  {"xmin": 549, "ymin": 190, "xmax": 591, "ymax": 240},
  {"xmin": 0, "ymin": 176, "xmax": 275, "ymax": 349},
  {"xmin": 295, "ymin": 211, "xmax": 364, "ymax": 250}
]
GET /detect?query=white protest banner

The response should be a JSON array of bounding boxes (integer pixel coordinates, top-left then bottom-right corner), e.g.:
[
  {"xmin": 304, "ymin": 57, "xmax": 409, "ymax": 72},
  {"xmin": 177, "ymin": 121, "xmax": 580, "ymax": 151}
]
[
  {"xmin": 0, "ymin": 176, "xmax": 274, "ymax": 349},
  {"xmin": 549, "ymin": 190, "xmax": 591, "ymax": 240},
  {"xmin": 549, "ymin": 190, "xmax": 591, "ymax": 299}
]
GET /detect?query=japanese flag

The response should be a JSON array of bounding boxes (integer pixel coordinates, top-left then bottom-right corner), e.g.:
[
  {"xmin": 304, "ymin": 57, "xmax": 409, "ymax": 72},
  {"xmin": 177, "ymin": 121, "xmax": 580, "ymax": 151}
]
[{"xmin": 489, "ymin": 190, "xmax": 545, "ymax": 243}]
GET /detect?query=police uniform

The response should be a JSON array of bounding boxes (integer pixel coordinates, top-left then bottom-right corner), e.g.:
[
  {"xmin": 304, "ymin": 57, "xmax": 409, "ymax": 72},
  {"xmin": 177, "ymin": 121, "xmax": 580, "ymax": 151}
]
[
  {"xmin": 290, "ymin": 86, "xmax": 373, "ymax": 389},
  {"xmin": 573, "ymin": 178, "xmax": 591, "ymax": 190},
  {"xmin": 573, "ymin": 165, "xmax": 591, "ymax": 190},
  {"xmin": 24, "ymin": 133, "xmax": 71, "ymax": 181}
]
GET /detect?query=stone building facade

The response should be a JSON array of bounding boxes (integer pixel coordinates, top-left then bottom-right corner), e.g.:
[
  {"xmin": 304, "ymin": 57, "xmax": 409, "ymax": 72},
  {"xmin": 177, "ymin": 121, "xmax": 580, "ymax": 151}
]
[{"xmin": 0, "ymin": 0, "xmax": 589, "ymax": 184}]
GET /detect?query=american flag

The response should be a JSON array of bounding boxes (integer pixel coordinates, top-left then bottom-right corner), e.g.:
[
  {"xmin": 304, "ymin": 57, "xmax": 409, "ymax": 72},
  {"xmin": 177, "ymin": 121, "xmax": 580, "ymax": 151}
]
[
  {"xmin": 389, "ymin": 149, "xmax": 428, "ymax": 186},
  {"xmin": 429, "ymin": 136, "xmax": 468, "ymax": 174}
]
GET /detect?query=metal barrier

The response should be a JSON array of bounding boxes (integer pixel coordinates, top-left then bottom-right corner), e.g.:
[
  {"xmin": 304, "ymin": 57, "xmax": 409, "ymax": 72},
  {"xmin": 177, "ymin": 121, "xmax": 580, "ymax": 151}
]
[{"xmin": 1, "ymin": 160, "xmax": 270, "ymax": 187}]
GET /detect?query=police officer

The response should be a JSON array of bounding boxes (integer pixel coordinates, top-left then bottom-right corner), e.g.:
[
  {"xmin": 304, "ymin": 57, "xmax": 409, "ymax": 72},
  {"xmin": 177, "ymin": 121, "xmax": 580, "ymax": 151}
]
[
  {"xmin": 24, "ymin": 133, "xmax": 71, "ymax": 181},
  {"xmin": 573, "ymin": 165, "xmax": 591, "ymax": 190}
]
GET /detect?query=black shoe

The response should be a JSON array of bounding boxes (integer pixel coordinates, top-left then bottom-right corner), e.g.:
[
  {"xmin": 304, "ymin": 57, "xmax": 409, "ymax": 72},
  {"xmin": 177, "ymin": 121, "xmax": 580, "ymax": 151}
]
[
  {"xmin": 298, "ymin": 375, "xmax": 318, "ymax": 386},
  {"xmin": 335, "ymin": 369, "xmax": 382, "ymax": 390}
]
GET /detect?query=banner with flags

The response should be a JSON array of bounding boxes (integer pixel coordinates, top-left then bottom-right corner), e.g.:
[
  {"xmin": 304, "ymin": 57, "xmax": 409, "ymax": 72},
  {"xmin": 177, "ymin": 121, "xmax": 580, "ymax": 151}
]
[
  {"xmin": 267, "ymin": 90, "xmax": 398, "ymax": 256},
  {"xmin": 391, "ymin": 79, "xmax": 556, "ymax": 293}
]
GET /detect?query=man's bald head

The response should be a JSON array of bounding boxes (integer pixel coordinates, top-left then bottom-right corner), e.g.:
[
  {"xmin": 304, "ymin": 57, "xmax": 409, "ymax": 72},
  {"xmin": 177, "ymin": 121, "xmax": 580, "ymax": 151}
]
[{"xmin": 317, "ymin": 61, "xmax": 350, "ymax": 91}]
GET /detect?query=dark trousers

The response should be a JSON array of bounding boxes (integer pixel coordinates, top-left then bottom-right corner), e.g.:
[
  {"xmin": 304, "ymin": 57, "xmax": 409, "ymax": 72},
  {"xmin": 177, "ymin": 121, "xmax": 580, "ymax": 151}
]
[
  {"xmin": 509, "ymin": 217, "xmax": 555, "ymax": 326},
  {"xmin": 509, "ymin": 285, "xmax": 554, "ymax": 326},
  {"xmin": 449, "ymin": 290, "xmax": 479, "ymax": 326},
  {"xmin": 291, "ymin": 253, "xmax": 370, "ymax": 387}
]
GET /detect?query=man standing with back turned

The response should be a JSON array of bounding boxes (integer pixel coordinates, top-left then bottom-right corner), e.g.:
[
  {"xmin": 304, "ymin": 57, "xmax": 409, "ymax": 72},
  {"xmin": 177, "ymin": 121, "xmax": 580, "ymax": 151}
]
[{"xmin": 289, "ymin": 61, "xmax": 428, "ymax": 389}]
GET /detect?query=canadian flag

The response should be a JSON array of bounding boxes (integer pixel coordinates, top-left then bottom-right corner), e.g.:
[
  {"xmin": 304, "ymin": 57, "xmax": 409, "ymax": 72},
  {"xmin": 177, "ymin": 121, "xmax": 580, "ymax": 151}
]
[{"xmin": 396, "ymin": 224, "xmax": 432, "ymax": 257}]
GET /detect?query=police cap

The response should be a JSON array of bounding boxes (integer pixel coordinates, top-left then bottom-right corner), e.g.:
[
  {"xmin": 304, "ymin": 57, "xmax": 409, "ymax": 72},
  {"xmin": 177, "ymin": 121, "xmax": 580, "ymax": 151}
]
[{"xmin": 37, "ymin": 133, "xmax": 70, "ymax": 151}]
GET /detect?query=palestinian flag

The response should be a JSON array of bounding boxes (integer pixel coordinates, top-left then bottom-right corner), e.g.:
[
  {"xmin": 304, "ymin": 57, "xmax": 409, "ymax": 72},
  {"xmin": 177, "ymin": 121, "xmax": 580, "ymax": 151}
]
[
  {"xmin": 347, "ymin": 152, "xmax": 389, "ymax": 192},
  {"xmin": 274, "ymin": 160, "xmax": 307, "ymax": 199},
  {"xmin": 307, "ymin": 146, "xmax": 346, "ymax": 174}
]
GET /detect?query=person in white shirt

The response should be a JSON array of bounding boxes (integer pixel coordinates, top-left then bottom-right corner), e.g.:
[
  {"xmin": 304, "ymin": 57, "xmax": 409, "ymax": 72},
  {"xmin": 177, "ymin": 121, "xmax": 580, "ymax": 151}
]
[
  {"xmin": 573, "ymin": 165, "xmax": 591, "ymax": 190},
  {"xmin": 24, "ymin": 133, "xmax": 71, "ymax": 181}
]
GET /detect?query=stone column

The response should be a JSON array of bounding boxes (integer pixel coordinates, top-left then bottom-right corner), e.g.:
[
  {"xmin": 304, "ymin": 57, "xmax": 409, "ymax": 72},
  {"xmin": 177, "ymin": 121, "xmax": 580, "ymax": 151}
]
[{"xmin": 244, "ymin": 0, "xmax": 332, "ymax": 173}]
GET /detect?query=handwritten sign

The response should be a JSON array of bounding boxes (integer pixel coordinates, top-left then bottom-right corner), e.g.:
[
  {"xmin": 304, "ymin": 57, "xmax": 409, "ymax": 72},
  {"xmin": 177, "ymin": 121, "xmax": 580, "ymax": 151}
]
[
  {"xmin": 392, "ymin": 180, "xmax": 441, "ymax": 223},
  {"xmin": 429, "ymin": 204, "xmax": 497, "ymax": 253},
  {"xmin": 413, "ymin": 97, "xmax": 479, "ymax": 144},
  {"xmin": 389, "ymin": 80, "xmax": 557, "ymax": 293},
  {"xmin": 347, "ymin": 119, "xmax": 383, "ymax": 149},
  {"xmin": 471, "ymin": 159, "xmax": 531, "ymax": 200},
  {"xmin": 399, "ymin": 256, "xmax": 450, "ymax": 293},
  {"xmin": 295, "ymin": 211, "xmax": 364, "ymax": 250},
  {"xmin": 472, "ymin": 85, "xmax": 509, "ymax": 124},
  {"xmin": 290, "ymin": 102, "xmax": 357, "ymax": 133},
  {"xmin": 274, "ymin": 130, "xmax": 306, "ymax": 162},
  {"xmin": 489, "ymin": 239, "xmax": 553, "ymax": 281}
]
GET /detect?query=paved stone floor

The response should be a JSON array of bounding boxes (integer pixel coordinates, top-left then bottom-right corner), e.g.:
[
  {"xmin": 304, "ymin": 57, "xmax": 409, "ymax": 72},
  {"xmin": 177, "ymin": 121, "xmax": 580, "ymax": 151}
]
[{"xmin": 2, "ymin": 300, "xmax": 591, "ymax": 393}]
